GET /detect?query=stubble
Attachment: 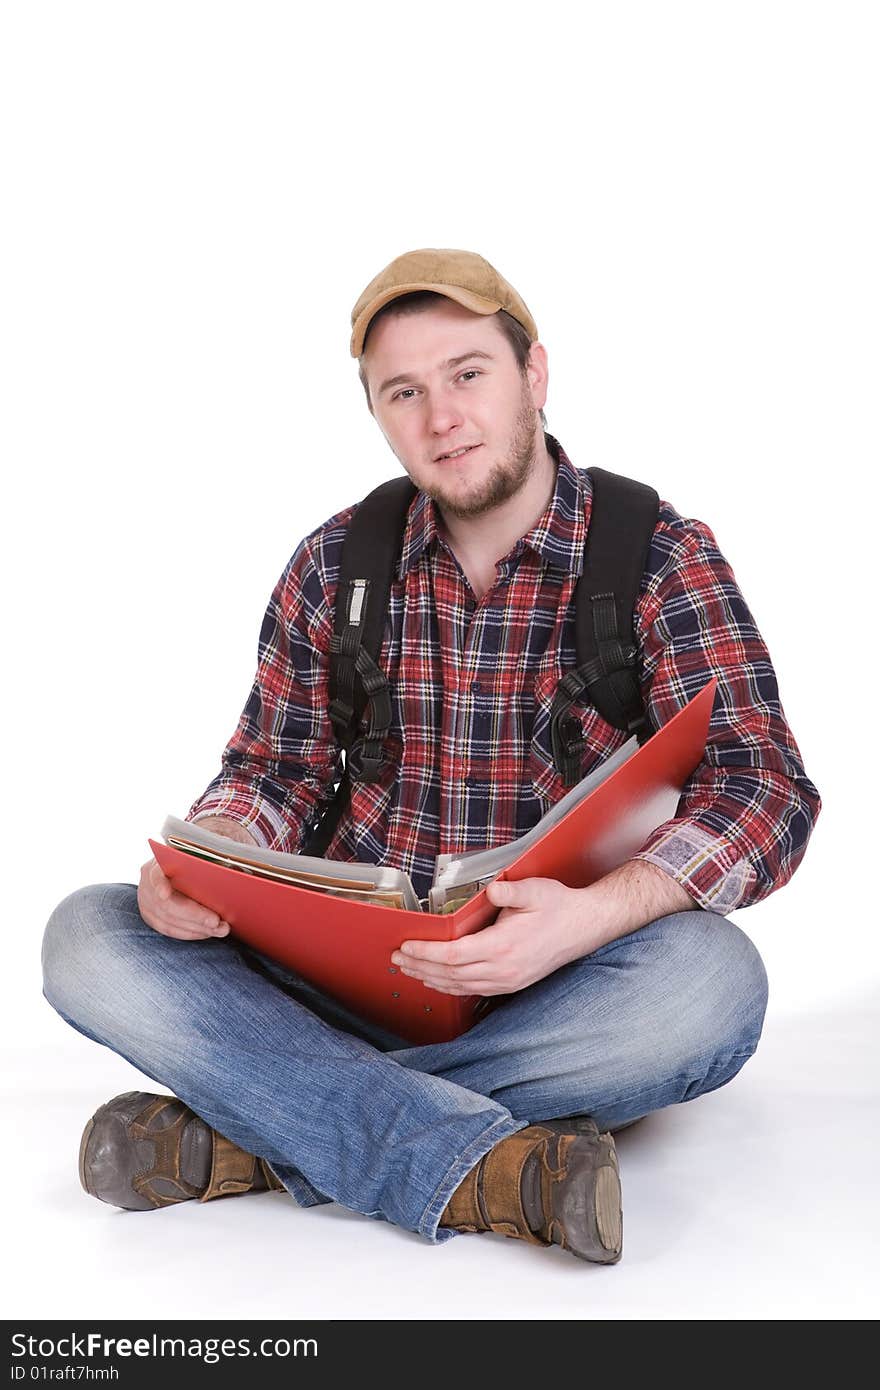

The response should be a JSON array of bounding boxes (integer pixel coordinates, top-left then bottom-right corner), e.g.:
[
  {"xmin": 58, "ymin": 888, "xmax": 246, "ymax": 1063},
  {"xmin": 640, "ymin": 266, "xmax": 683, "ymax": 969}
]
[{"xmin": 413, "ymin": 379, "xmax": 539, "ymax": 521}]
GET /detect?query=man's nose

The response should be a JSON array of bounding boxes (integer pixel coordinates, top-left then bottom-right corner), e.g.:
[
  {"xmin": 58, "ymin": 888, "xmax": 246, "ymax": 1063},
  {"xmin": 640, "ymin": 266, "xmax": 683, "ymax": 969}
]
[{"xmin": 426, "ymin": 389, "xmax": 465, "ymax": 436}]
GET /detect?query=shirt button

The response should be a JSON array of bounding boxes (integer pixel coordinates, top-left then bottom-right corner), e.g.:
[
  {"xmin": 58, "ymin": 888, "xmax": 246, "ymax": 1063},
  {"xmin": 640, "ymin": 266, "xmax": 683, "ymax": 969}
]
[{"xmin": 470, "ymin": 680, "xmax": 482, "ymax": 694}]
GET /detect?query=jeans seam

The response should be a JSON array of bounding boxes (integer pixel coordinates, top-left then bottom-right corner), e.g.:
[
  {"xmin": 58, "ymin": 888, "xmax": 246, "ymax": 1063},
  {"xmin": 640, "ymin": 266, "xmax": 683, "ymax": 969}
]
[
  {"xmin": 598, "ymin": 1044, "xmax": 759, "ymax": 1118},
  {"xmin": 269, "ymin": 1165, "xmax": 325, "ymax": 1208},
  {"xmin": 418, "ymin": 1113, "xmax": 528, "ymax": 1243}
]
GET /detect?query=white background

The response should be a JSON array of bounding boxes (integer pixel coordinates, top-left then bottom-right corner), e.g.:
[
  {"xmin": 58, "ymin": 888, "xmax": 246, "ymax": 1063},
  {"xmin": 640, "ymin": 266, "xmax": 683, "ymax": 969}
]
[{"xmin": 2, "ymin": 0, "xmax": 877, "ymax": 1322}]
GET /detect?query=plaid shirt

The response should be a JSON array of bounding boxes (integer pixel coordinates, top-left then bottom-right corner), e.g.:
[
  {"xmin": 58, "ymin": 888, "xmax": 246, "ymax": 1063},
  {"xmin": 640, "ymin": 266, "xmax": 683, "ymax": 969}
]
[{"xmin": 188, "ymin": 435, "xmax": 821, "ymax": 912}]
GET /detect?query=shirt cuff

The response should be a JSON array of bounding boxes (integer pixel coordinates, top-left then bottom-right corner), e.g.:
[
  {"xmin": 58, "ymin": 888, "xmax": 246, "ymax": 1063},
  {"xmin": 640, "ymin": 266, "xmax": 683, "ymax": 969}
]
[
  {"xmin": 186, "ymin": 791, "xmax": 294, "ymax": 852},
  {"xmin": 631, "ymin": 820, "xmax": 757, "ymax": 914}
]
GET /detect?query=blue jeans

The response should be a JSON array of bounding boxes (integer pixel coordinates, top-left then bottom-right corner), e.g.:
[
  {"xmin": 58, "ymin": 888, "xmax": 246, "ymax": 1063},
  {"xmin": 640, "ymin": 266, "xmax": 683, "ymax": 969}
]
[{"xmin": 41, "ymin": 883, "xmax": 768, "ymax": 1245}]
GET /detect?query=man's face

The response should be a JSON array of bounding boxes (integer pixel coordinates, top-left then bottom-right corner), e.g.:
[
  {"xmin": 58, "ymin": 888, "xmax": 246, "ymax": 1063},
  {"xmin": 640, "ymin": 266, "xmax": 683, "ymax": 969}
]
[{"xmin": 363, "ymin": 298, "xmax": 549, "ymax": 521}]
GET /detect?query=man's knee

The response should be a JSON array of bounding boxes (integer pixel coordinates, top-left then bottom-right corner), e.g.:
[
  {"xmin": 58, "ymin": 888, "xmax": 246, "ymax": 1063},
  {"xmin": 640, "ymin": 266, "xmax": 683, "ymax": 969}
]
[
  {"xmin": 575, "ymin": 911, "xmax": 768, "ymax": 1128},
  {"xmin": 563, "ymin": 908, "xmax": 768, "ymax": 1077},
  {"xmin": 649, "ymin": 909, "xmax": 769, "ymax": 1062},
  {"xmin": 41, "ymin": 882, "xmax": 139, "ymax": 1020}
]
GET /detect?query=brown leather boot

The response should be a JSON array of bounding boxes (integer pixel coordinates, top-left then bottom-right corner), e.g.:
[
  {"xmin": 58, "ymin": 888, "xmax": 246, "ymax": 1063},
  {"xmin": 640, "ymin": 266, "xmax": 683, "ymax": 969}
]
[
  {"xmin": 439, "ymin": 1119, "xmax": 622, "ymax": 1263},
  {"xmin": 78, "ymin": 1091, "xmax": 286, "ymax": 1211}
]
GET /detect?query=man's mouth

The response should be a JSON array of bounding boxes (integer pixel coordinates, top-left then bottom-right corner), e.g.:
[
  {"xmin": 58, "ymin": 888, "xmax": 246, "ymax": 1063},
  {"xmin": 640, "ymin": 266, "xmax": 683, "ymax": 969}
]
[{"xmin": 434, "ymin": 444, "xmax": 482, "ymax": 462}]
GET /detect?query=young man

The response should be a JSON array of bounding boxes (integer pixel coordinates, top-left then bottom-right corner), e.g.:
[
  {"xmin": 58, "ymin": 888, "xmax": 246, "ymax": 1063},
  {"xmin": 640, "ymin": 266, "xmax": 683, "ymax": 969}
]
[{"xmin": 42, "ymin": 248, "xmax": 821, "ymax": 1265}]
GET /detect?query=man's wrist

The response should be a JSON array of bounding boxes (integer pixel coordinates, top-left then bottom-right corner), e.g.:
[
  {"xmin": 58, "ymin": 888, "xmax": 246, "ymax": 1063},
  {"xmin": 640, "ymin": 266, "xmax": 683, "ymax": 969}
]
[
  {"xmin": 191, "ymin": 815, "xmax": 258, "ymax": 847},
  {"xmin": 566, "ymin": 859, "xmax": 695, "ymax": 958}
]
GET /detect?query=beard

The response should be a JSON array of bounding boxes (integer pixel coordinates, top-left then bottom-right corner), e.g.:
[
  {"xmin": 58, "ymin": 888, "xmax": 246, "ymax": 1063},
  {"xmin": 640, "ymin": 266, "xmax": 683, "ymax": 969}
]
[{"xmin": 414, "ymin": 381, "xmax": 540, "ymax": 521}]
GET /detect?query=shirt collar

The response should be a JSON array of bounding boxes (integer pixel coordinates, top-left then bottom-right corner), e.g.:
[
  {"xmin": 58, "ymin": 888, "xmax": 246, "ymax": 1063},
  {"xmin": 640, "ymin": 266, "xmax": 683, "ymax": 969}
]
[{"xmin": 397, "ymin": 433, "xmax": 591, "ymax": 581}]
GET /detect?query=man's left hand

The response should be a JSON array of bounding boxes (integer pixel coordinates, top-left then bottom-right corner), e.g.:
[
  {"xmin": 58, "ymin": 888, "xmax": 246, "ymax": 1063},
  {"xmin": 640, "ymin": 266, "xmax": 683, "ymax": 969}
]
[{"xmin": 390, "ymin": 876, "xmax": 588, "ymax": 997}]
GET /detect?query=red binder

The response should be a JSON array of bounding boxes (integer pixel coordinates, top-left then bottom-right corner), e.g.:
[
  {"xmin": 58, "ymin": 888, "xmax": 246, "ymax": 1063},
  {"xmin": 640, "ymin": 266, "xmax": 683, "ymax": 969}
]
[{"xmin": 150, "ymin": 679, "xmax": 716, "ymax": 1045}]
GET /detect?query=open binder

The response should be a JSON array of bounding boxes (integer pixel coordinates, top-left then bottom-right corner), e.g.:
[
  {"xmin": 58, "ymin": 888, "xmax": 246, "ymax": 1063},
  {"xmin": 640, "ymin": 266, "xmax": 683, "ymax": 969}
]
[{"xmin": 150, "ymin": 678, "xmax": 716, "ymax": 1045}]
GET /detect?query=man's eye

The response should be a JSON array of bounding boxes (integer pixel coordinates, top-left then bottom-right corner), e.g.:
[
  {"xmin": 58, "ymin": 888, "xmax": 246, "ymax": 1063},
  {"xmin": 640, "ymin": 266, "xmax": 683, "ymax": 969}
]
[{"xmin": 391, "ymin": 371, "xmax": 481, "ymax": 403}]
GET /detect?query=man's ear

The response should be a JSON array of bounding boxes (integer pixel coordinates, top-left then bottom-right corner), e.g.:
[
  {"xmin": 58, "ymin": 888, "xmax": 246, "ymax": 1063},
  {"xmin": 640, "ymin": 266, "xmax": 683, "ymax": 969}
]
[{"xmin": 526, "ymin": 341, "xmax": 549, "ymax": 412}]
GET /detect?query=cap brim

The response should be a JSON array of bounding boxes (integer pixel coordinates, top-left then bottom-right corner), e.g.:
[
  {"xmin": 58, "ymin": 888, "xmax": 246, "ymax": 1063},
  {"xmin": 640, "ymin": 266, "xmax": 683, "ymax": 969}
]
[{"xmin": 350, "ymin": 282, "xmax": 503, "ymax": 357}]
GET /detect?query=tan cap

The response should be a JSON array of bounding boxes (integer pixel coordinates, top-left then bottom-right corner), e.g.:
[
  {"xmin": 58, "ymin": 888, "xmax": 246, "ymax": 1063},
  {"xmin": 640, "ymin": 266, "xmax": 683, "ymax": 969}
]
[{"xmin": 350, "ymin": 247, "xmax": 538, "ymax": 358}]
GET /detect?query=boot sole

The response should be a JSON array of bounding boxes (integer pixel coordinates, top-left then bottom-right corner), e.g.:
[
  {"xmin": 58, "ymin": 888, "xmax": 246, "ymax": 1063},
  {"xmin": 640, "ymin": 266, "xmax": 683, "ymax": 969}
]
[
  {"xmin": 78, "ymin": 1114, "xmax": 96, "ymax": 1196},
  {"xmin": 552, "ymin": 1132, "xmax": 623, "ymax": 1264},
  {"xmin": 594, "ymin": 1162, "xmax": 623, "ymax": 1260}
]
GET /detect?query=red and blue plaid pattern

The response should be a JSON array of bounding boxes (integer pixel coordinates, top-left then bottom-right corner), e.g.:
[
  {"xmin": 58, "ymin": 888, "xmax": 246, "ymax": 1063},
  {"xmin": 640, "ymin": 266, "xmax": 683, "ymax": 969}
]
[{"xmin": 188, "ymin": 436, "xmax": 821, "ymax": 911}]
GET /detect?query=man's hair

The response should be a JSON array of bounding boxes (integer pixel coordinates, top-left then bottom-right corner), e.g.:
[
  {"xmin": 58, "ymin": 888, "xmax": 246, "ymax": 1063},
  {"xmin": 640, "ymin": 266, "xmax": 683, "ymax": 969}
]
[{"xmin": 357, "ymin": 290, "xmax": 548, "ymax": 428}]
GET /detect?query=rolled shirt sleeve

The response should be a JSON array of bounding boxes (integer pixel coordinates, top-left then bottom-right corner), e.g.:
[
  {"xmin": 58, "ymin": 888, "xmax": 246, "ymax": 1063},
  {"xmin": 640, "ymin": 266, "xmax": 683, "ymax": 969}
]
[
  {"xmin": 630, "ymin": 513, "xmax": 821, "ymax": 913},
  {"xmin": 186, "ymin": 528, "xmax": 344, "ymax": 852}
]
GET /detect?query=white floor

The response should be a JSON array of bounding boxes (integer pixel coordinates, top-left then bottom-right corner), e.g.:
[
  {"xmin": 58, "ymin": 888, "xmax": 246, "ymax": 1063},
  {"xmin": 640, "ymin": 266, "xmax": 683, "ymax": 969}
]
[{"xmin": 8, "ymin": 990, "xmax": 879, "ymax": 1322}]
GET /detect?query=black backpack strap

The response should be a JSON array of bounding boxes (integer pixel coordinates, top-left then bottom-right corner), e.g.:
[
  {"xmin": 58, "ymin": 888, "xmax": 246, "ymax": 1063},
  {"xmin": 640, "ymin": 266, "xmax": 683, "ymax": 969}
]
[
  {"xmin": 302, "ymin": 475, "xmax": 416, "ymax": 858},
  {"xmin": 550, "ymin": 466, "xmax": 660, "ymax": 786},
  {"xmin": 306, "ymin": 459, "xmax": 659, "ymax": 851}
]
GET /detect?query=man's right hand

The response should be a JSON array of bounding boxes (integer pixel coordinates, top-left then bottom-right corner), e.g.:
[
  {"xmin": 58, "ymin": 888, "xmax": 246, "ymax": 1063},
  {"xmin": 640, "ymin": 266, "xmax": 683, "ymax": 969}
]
[{"xmin": 137, "ymin": 815, "xmax": 258, "ymax": 940}]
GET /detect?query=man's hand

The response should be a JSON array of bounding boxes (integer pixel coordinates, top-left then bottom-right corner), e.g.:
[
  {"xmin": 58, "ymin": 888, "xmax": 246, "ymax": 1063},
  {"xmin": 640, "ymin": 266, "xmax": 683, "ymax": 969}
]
[
  {"xmin": 137, "ymin": 815, "xmax": 257, "ymax": 941},
  {"xmin": 390, "ymin": 877, "xmax": 589, "ymax": 996},
  {"xmin": 389, "ymin": 861, "xmax": 695, "ymax": 997}
]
